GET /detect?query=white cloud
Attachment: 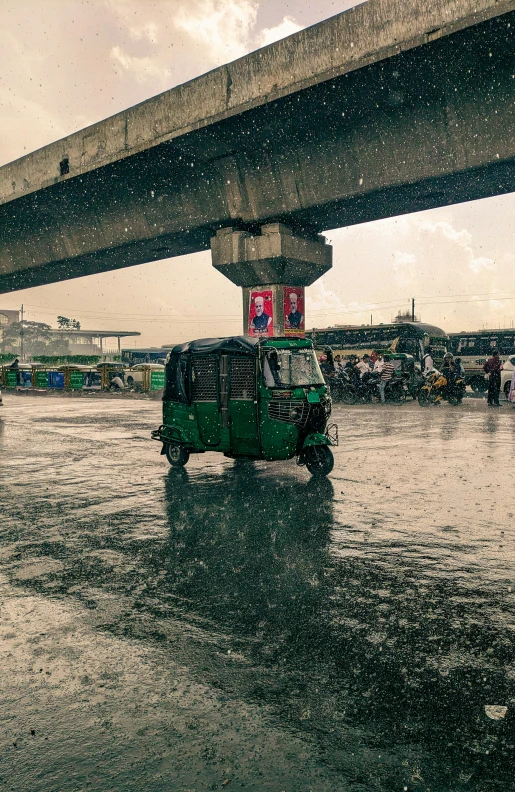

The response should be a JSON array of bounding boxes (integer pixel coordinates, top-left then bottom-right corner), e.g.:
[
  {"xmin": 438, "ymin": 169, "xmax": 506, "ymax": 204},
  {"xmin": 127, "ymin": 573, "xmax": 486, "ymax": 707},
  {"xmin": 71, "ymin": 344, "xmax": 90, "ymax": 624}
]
[
  {"xmin": 417, "ymin": 219, "xmax": 472, "ymax": 248},
  {"xmin": 413, "ymin": 218, "xmax": 496, "ymax": 277},
  {"xmin": 392, "ymin": 251, "xmax": 416, "ymax": 287},
  {"xmin": 175, "ymin": 0, "xmax": 259, "ymax": 64},
  {"xmin": 307, "ymin": 279, "xmax": 347, "ymax": 313},
  {"xmin": 470, "ymin": 256, "xmax": 495, "ymax": 274},
  {"xmin": 111, "ymin": 45, "xmax": 171, "ymax": 85},
  {"xmin": 257, "ymin": 17, "xmax": 303, "ymax": 47},
  {"xmin": 106, "ymin": 0, "xmax": 160, "ymax": 43}
]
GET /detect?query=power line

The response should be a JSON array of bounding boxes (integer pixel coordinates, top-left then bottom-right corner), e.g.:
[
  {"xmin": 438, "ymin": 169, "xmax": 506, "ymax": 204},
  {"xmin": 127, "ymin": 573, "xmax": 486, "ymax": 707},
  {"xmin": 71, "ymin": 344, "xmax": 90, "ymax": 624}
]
[{"xmin": 2, "ymin": 289, "xmax": 514, "ymax": 327}]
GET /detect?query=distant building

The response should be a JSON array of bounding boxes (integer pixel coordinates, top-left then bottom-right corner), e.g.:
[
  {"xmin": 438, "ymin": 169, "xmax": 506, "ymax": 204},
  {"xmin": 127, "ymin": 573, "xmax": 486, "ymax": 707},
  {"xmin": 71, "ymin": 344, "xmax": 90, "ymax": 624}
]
[
  {"xmin": 394, "ymin": 310, "xmax": 420, "ymax": 323},
  {"xmin": 48, "ymin": 329, "xmax": 141, "ymax": 355},
  {"xmin": 0, "ymin": 309, "xmax": 20, "ymax": 327},
  {"xmin": 1, "ymin": 313, "xmax": 140, "ymax": 357}
]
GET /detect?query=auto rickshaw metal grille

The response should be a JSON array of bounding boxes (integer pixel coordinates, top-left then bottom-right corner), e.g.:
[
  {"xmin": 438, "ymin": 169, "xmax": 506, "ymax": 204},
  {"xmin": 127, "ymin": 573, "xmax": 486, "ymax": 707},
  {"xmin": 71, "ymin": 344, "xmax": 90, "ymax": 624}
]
[
  {"xmin": 230, "ymin": 359, "xmax": 255, "ymax": 399},
  {"xmin": 191, "ymin": 357, "xmax": 217, "ymax": 401},
  {"xmin": 268, "ymin": 399, "xmax": 310, "ymax": 427}
]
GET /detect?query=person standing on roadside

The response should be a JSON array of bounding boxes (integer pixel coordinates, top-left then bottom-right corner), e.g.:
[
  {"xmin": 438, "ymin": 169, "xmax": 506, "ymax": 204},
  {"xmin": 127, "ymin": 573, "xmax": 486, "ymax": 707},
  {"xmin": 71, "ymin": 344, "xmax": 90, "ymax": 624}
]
[
  {"xmin": 483, "ymin": 349, "xmax": 503, "ymax": 407},
  {"xmin": 509, "ymin": 366, "xmax": 515, "ymax": 407},
  {"xmin": 378, "ymin": 355, "xmax": 395, "ymax": 404}
]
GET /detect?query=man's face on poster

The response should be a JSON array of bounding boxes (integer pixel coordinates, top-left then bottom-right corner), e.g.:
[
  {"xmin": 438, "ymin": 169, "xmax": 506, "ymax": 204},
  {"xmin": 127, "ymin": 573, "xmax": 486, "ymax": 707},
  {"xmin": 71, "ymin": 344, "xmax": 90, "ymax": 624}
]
[
  {"xmin": 255, "ymin": 296, "xmax": 264, "ymax": 316},
  {"xmin": 289, "ymin": 293, "xmax": 298, "ymax": 313}
]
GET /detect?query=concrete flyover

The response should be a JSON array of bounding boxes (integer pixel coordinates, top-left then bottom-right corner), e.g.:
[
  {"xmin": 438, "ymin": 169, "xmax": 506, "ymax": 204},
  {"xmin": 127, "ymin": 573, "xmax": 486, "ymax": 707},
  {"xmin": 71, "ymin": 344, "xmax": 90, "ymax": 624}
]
[{"xmin": 1, "ymin": 0, "xmax": 515, "ymax": 293}]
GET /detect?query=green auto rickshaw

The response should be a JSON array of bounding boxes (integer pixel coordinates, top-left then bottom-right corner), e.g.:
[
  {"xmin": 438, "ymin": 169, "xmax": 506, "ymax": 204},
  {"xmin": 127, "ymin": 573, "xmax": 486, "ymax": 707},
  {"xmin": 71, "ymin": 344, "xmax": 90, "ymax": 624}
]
[
  {"xmin": 151, "ymin": 336, "xmax": 337, "ymax": 476},
  {"xmin": 389, "ymin": 352, "xmax": 421, "ymax": 399}
]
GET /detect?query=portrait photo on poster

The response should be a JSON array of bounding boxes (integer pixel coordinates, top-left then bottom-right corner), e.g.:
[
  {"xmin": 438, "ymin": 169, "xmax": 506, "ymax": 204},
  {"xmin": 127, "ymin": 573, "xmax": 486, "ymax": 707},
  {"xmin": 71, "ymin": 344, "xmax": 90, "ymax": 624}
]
[
  {"xmin": 248, "ymin": 290, "xmax": 274, "ymax": 336},
  {"xmin": 284, "ymin": 287, "xmax": 305, "ymax": 335}
]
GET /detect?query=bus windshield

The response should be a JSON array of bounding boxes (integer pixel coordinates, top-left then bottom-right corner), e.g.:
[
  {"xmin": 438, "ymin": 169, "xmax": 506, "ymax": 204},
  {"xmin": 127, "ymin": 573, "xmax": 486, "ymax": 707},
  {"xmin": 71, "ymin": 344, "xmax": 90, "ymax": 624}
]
[{"xmin": 263, "ymin": 349, "xmax": 325, "ymax": 388}]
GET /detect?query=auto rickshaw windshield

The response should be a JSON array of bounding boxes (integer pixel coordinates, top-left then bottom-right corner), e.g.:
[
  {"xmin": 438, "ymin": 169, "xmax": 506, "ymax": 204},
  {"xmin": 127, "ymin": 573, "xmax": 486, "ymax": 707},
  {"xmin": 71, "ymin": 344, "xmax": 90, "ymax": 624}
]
[{"xmin": 263, "ymin": 348, "xmax": 325, "ymax": 388}]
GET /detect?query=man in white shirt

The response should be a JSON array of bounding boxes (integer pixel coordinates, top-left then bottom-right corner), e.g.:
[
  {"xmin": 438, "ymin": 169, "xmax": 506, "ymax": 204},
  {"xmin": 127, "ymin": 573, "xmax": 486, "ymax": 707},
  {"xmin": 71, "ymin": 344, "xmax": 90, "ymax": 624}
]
[
  {"xmin": 356, "ymin": 354, "xmax": 371, "ymax": 377},
  {"xmin": 423, "ymin": 347, "xmax": 434, "ymax": 374},
  {"xmin": 111, "ymin": 375, "xmax": 125, "ymax": 390},
  {"xmin": 373, "ymin": 354, "xmax": 384, "ymax": 373}
]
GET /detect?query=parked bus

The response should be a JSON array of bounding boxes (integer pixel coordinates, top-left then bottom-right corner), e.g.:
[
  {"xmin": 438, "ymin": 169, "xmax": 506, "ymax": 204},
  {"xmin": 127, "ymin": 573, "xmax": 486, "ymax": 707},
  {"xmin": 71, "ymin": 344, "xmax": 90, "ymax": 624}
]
[
  {"xmin": 448, "ymin": 329, "xmax": 515, "ymax": 392},
  {"xmin": 307, "ymin": 322, "xmax": 448, "ymax": 367},
  {"xmin": 121, "ymin": 347, "xmax": 172, "ymax": 366}
]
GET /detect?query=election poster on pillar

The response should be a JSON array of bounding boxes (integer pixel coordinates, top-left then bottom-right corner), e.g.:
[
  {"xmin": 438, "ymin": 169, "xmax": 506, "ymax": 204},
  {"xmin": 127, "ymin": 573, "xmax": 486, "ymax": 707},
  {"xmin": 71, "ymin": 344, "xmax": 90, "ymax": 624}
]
[
  {"xmin": 283, "ymin": 286, "xmax": 305, "ymax": 336},
  {"xmin": 248, "ymin": 290, "xmax": 274, "ymax": 337}
]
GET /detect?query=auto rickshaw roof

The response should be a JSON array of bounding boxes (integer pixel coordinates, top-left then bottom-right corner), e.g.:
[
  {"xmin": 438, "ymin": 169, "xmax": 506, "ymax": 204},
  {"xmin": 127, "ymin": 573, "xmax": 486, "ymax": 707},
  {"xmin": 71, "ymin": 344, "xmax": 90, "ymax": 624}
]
[
  {"xmin": 171, "ymin": 337, "xmax": 259, "ymax": 356},
  {"xmin": 171, "ymin": 336, "xmax": 314, "ymax": 356}
]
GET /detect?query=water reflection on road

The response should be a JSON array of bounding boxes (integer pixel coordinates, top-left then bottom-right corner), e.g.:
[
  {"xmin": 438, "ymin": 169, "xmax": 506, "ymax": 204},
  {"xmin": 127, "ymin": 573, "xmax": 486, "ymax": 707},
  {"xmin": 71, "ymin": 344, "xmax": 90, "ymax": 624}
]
[{"xmin": 1, "ymin": 396, "xmax": 515, "ymax": 791}]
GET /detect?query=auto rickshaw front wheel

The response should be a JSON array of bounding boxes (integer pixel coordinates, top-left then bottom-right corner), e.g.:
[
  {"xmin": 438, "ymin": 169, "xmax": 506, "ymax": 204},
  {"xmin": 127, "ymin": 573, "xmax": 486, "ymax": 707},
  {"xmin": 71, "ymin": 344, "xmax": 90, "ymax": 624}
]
[
  {"xmin": 304, "ymin": 445, "xmax": 334, "ymax": 477},
  {"xmin": 165, "ymin": 443, "xmax": 190, "ymax": 467}
]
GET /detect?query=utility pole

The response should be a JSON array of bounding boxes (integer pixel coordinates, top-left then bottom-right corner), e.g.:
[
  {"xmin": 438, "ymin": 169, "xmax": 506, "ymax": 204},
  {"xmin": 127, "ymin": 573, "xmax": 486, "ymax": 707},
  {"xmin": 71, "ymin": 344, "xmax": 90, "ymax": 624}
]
[
  {"xmin": 411, "ymin": 297, "xmax": 415, "ymax": 322},
  {"xmin": 20, "ymin": 304, "xmax": 24, "ymax": 361}
]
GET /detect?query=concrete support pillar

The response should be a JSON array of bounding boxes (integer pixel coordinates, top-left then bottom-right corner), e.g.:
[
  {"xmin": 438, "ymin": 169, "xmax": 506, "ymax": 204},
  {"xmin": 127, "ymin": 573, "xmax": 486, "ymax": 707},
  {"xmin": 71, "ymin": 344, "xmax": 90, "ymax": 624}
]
[{"xmin": 211, "ymin": 223, "xmax": 332, "ymax": 338}]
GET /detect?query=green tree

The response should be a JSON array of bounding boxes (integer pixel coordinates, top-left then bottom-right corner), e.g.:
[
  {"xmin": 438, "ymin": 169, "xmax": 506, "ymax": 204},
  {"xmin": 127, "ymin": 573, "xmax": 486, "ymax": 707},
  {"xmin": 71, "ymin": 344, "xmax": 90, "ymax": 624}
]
[
  {"xmin": 57, "ymin": 316, "xmax": 81, "ymax": 330},
  {"xmin": 2, "ymin": 321, "xmax": 53, "ymax": 356}
]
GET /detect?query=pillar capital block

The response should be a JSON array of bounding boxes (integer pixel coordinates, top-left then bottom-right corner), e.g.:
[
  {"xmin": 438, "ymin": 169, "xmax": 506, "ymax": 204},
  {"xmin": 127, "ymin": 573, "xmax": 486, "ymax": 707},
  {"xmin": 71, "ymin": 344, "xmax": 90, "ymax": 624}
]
[{"xmin": 211, "ymin": 224, "xmax": 332, "ymax": 287}]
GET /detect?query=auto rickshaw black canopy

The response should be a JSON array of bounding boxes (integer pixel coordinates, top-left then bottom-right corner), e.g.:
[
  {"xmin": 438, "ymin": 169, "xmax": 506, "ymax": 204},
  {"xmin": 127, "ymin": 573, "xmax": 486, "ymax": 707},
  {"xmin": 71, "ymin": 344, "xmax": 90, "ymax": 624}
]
[
  {"xmin": 164, "ymin": 336, "xmax": 260, "ymax": 403},
  {"xmin": 170, "ymin": 336, "xmax": 259, "ymax": 356}
]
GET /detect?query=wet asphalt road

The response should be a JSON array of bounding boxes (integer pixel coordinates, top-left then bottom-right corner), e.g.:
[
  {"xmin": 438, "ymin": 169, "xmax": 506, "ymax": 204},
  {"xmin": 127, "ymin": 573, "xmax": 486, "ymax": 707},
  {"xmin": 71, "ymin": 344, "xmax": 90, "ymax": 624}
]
[{"xmin": 1, "ymin": 394, "xmax": 515, "ymax": 792}]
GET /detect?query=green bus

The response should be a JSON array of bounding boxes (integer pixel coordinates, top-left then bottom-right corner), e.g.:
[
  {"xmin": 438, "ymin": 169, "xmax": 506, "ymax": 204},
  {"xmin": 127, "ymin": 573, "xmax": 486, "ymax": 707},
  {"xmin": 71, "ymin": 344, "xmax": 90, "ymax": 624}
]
[{"xmin": 307, "ymin": 322, "xmax": 448, "ymax": 367}]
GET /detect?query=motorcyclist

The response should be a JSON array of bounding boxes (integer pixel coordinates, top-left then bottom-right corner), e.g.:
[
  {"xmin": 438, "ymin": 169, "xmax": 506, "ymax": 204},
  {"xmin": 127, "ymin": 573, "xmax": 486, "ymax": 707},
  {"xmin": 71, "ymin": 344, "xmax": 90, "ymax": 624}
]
[
  {"xmin": 356, "ymin": 354, "xmax": 372, "ymax": 377},
  {"xmin": 333, "ymin": 354, "xmax": 344, "ymax": 373},
  {"xmin": 441, "ymin": 352, "xmax": 455, "ymax": 381},
  {"xmin": 344, "ymin": 355, "xmax": 361, "ymax": 385},
  {"xmin": 320, "ymin": 347, "xmax": 336, "ymax": 381}
]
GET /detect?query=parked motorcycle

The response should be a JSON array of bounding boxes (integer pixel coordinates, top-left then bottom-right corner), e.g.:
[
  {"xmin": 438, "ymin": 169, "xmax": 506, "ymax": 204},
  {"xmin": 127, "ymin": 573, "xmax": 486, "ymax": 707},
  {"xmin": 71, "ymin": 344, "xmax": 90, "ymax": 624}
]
[
  {"xmin": 331, "ymin": 370, "xmax": 406, "ymax": 404},
  {"xmin": 418, "ymin": 370, "xmax": 466, "ymax": 406},
  {"xmin": 327, "ymin": 369, "xmax": 358, "ymax": 404}
]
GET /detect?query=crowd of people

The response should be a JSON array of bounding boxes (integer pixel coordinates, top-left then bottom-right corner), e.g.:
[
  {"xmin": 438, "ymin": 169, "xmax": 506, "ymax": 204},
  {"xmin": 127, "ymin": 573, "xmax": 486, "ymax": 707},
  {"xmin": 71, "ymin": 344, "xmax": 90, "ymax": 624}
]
[
  {"xmin": 318, "ymin": 346, "xmax": 515, "ymax": 407},
  {"xmin": 319, "ymin": 348, "xmax": 399, "ymax": 404}
]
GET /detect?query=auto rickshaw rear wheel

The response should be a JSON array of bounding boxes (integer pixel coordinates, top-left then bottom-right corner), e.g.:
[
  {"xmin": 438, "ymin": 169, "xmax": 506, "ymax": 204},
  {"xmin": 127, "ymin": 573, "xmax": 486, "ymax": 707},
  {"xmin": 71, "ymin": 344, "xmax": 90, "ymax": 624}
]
[
  {"xmin": 304, "ymin": 445, "xmax": 334, "ymax": 477},
  {"xmin": 165, "ymin": 443, "xmax": 190, "ymax": 467}
]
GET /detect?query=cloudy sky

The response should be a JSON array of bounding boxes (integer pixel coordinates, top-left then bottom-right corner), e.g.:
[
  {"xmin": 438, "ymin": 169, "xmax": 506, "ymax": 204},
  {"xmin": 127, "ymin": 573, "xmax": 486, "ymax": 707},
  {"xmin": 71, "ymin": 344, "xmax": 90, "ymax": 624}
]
[{"xmin": 1, "ymin": 0, "xmax": 514, "ymax": 345}]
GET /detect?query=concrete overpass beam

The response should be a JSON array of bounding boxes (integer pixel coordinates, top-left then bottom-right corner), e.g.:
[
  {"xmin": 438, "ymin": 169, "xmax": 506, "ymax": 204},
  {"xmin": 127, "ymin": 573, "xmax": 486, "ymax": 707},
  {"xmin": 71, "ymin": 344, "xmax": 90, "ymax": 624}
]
[{"xmin": 211, "ymin": 224, "xmax": 332, "ymax": 337}]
